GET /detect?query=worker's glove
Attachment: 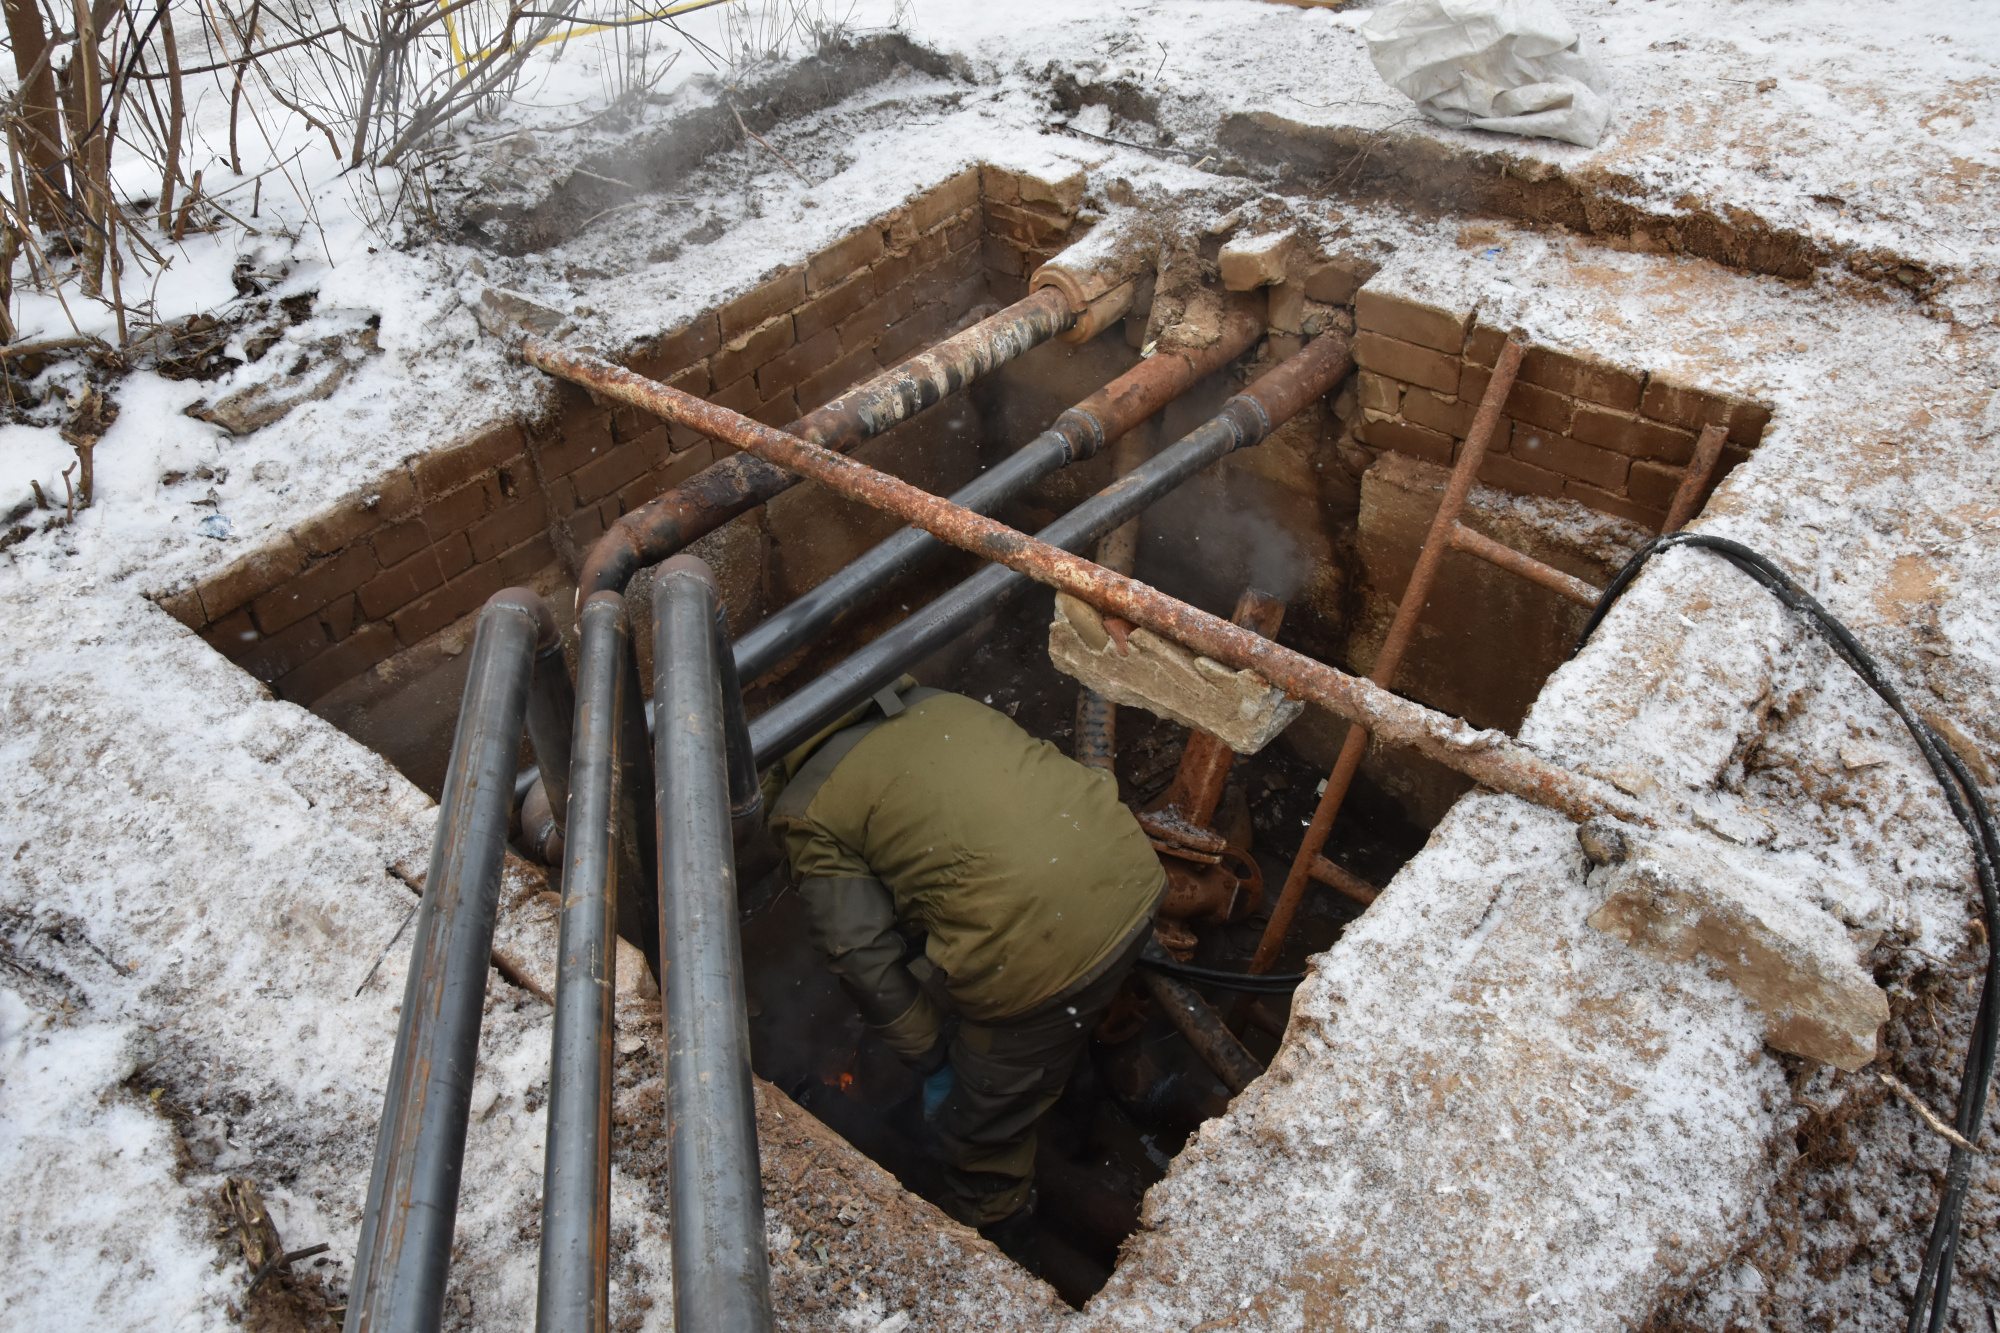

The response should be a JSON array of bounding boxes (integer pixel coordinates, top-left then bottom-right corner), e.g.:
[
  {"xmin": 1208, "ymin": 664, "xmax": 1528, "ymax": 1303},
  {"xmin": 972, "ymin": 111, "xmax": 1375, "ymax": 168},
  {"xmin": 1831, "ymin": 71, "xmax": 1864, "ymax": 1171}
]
[{"xmin": 922, "ymin": 1065, "xmax": 955, "ymax": 1122}]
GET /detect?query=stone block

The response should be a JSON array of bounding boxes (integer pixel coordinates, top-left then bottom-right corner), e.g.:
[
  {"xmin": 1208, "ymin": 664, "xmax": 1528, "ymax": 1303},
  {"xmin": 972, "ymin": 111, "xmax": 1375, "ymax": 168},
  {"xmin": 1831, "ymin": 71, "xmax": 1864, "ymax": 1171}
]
[
  {"xmin": 1356, "ymin": 372, "xmax": 1402, "ymax": 415},
  {"xmin": 1218, "ymin": 229, "xmax": 1297, "ymax": 291},
  {"xmin": 1355, "ymin": 289, "xmax": 1469, "ymax": 354},
  {"xmin": 807, "ymin": 226, "xmax": 888, "ymax": 294},
  {"xmin": 981, "ymin": 233, "xmax": 1032, "ymax": 279},
  {"xmin": 1048, "ymin": 593, "xmax": 1302, "ymax": 754},
  {"xmin": 1352, "ymin": 332, "xmax": 1461, "ymax": 395},
  {"xmin": 1581, "ymin": 822, "xmax": 1889, "ymax": 1070},
  {"xmin": 980, "ymin": 163, "xmax": 1020, "ymax": 205},
  {"xmin": 908, "ymin": 167, "xmax": 982, "ymax": 235},
  {"xmin": 710, "ymin": 314, "xmax": 796, "ymax": 390},
  {"xmin": 1267, "ymin": 282, "xmax": 1307, "ymax": 335},
  {"xmin": 322, "ymin": 592, "xmax": 359, "ymax": 642},
  {"xmin": 718, "ymin": 267, "xmax": 807, "ymax": 342},
  {"xmin": 1520, "ymin": 347, "xmax": 1644, "ymax": 411},
  {"xmin": 1015, "ymin": 165, "xmax": 1085, "ymax": 213},
  {"xmin": 1572, "ymin": 406, "xmax": 1699, "ymax": 465},
  {"xmin": 1509, "ymin": 422, "xmax": 1629, "ymax": 492},
  {"xmin": 196, "ymin": 535, "xmax": 307, "ymax": 621},
  {"xmin": 1301, "ymin": 257, "xmax": 1377, "ymax": 306},
  {"xmin": 984, "ymin": 199, "xmax": 1074, "ymax": 250}
]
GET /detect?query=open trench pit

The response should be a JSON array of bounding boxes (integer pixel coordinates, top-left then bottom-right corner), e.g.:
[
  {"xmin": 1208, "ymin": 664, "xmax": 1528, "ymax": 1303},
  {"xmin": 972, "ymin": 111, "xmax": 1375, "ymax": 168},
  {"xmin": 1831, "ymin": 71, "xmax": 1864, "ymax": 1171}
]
[{"xmin": 187, "ymin": 172, "xmax": 1762, "ymax": 1313}]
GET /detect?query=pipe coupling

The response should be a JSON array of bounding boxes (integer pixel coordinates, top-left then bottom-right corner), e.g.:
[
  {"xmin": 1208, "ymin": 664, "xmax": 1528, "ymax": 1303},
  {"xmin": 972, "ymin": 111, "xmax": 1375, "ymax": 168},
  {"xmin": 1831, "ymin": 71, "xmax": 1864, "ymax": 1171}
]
[
  {"xmin": 1050, "ymin": 405, "xmax": 1108, "ymax": 462},
  {"xmin": 1216, "ymin": 395, "xmax": 1273, "ymax": 452}
]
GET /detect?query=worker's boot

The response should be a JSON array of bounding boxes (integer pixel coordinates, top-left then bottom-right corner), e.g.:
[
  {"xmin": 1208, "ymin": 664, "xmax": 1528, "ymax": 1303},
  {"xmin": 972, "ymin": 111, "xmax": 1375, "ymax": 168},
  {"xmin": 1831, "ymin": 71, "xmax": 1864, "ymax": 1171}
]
[{"xmin": 978, "ymin": 1200, "xmax": 1041, "ymax": 1276}]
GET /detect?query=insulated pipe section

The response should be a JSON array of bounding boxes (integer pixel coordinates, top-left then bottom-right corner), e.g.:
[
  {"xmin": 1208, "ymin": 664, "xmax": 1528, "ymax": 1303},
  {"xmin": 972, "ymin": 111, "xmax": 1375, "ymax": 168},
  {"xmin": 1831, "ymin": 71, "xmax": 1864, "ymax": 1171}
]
[
  {"xmin": 565, "ymin": 289, "xmax": 1076, "ymax": 600},
  {"xmin": 652, "ymin": 557, "xmax": 774, "ymax": 1333},
  {"xmin": 746, "ymin": 334, "xmax": 1349, "ymax": 766},
  {"xmin": 535, "ymin": 592, "xmax": 630, "ymax": 1333},
  {"xmin": 347, "ymin": 588, "xmax": 556, "ymax": 1333},
  {"xmin": 730, "ymin": 312, "xmax": 1261, "ymax": 683}
]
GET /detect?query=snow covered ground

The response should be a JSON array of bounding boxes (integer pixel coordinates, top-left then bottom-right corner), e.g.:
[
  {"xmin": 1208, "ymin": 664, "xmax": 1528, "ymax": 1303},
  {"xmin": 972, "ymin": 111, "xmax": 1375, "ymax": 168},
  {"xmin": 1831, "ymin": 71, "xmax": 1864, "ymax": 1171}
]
[{"xmin": 3, "ymin": 1, "xmax": 1997, "ymax": 1328}]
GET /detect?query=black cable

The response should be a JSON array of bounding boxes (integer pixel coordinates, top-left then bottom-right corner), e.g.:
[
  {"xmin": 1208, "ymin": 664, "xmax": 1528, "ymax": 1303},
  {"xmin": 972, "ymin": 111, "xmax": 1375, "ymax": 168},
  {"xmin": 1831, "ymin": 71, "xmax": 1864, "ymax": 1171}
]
[
  {"xmin": 1136, "ymin": 955, "xmax": 1306, "ymax": 994},
  {"xmin": 1575, "ymin": 532, "xmax": 2000, "ymax": 1333}
]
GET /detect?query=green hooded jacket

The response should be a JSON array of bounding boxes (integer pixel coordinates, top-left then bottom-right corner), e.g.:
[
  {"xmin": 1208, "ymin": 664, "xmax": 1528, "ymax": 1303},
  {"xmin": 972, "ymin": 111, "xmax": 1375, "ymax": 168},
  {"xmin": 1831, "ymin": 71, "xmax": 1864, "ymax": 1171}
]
[{"xmin": 770, "ymin": 688, "xmax": 1163, "ymax": 1061}]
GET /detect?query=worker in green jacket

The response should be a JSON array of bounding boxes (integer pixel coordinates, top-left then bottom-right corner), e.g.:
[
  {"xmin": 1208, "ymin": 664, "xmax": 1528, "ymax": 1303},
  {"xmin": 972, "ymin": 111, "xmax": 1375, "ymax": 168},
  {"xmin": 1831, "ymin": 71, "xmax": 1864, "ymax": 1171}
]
[{"xmin": 768, "ymin": 684, "xmax": 1165, "ymax": 1258}]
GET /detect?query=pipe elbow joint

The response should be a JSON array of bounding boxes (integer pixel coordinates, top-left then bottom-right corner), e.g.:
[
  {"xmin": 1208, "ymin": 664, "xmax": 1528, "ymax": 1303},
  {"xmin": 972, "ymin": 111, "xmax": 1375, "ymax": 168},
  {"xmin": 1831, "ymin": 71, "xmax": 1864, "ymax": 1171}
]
[{"xmin": 488, "ymin": 587, "xmax": 561, "ymax": 652}]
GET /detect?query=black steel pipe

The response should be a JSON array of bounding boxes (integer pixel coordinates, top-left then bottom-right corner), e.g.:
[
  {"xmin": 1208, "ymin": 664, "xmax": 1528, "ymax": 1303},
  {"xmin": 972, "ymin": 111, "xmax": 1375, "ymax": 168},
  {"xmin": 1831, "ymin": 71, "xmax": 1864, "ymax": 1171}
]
[
  {"xmin": 535, "ymin": 592, "xmax": 628, "ymax": 1333},
  {"xmin": 346, "ymin": 588, "xmax": 556, "ymax": 1333},
  {"xmin": 712, "ymin": 605, "xmax": 762, "ymax": 827},
  {"xmin": 652, "ymin": 556, "xmax": 774, "ymax": 1333},
  {"xmin": 524, "ymin": 635, "xmax": 576, "ymax": 840},
  {"xmin": 613, "ymin": 627, "xmax": 660, "ymax": 972},
  {"xmin": 747, "ymin": 396, "xmax": 1287, "ymax": 767},
  {"xmin": 1139, "ymin": 968, "xmax": 1264, "ymax": 1095}
]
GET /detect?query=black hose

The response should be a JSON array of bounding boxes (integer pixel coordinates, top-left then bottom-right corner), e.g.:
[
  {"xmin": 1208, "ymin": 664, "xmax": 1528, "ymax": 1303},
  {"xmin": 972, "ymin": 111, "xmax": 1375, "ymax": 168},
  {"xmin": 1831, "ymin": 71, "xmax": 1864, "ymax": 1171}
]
[
  {"xmin": 1136, "ymin": 956, "xmax": 1307, "ymax": 994},
  {"xmin": 1574, "ymin": 532, "xmax": 1999, "ymax": 1333}
]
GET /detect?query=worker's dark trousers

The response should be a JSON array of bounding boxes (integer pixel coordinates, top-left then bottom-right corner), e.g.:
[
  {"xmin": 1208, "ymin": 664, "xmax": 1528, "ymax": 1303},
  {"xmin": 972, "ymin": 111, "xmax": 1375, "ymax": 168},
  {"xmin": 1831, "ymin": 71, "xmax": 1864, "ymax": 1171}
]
[{"xmin": 934, "ymin": 928, "xmax": 1148, "ymax": 1227}]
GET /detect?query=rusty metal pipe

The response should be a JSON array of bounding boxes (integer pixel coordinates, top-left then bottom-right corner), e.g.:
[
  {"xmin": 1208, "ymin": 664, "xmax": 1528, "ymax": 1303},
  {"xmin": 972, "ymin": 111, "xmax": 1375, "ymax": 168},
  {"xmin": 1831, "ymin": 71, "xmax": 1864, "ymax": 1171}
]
[
  {"xmin": 574, "ymin": 289, "xmax": 1074, "ymax": 600},
  {"xmin": 1140, "ymin": 966, "xmax": 1263, "ymax": 1094},
  {"xmin": 1447, "ymin": 522, "xmax": 1602, "ymax": 608},
  {"xmin": 1245, "ymin": 340, "xmax": 1530, "ymax": 976},
  {"xmin": 1664, "ymin": 422, "xmax": 1730, "ymax": 534},
  {"xmin": 1309, "ymin": 854, "xmax": 1380, "ymax": 907},
  {"xmin": 730, "ymin": 313, "xmax": 1261, "ymax": 683},
  {"xmin": 741, "ymin": 336, "xmax": 1353, "ymax": 766},
  {"xmin": 347, "ymin": 588, "xmax": 556, "ymax": 1333},
  {"xmin": 536, "ymin": 591, "xmax": 627, "ymax": 1333},
  {"xmin": 527, "ymin": 334, "xmax": 1637, "ymax": 829},
  {"xmin": 651, "ymin": 557, "xmax": 774, "ymax": 1333}
]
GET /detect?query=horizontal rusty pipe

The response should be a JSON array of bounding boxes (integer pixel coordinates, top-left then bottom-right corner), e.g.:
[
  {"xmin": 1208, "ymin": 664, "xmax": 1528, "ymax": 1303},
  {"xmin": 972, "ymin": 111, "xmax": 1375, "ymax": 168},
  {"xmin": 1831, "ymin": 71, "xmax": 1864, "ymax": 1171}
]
[
  {"xmin": 1448, "ymin": 523, "xmax": 1602, "ymax": 608},
  {"xmin": 730, "ymin": 311, "xmax": 1261, "ymax": 683},
  {"xmin": 1309, "ymin": 854, "xmax": 1380, "ymax": 907},
  {"xmin": 1140, "ymin": 967, "xmax": 1263, "ymax": 1094},
  {"xmin": 524, "ymin": 334, "xmax": 1643, "ymax": 829},
  {"xmin": 571, "ymin": 288, "xmax": 1074, "ymax": 600}
]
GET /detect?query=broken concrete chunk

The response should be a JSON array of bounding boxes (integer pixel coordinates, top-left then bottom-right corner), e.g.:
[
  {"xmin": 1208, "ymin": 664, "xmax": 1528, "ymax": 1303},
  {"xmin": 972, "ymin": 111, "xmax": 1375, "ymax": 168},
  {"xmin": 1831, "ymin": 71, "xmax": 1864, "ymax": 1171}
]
[
  {"xmin": 1218, "ymin": 228, "xmax": 1297, "ymax": 291},
  {"xmin": 1048, "ymin": 593, "xmax": 1302, "ymax": 754},
  {"xmin": 189, "ymin": 356, "xmax": 352, "ymax": 436},
  {"xmin": 476, "ymin": 287, "xmax": 567, "ymax": 338},
  {"xmin": 1579, "ymin": 820, "xmax": 1889, "ymax": 1071}
]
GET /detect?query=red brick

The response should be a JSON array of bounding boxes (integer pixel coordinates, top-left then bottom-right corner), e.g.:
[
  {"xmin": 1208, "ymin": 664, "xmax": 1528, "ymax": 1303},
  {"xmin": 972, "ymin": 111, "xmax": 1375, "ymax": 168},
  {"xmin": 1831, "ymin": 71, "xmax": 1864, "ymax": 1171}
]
[
  {"xmin": 1465, "ymin": 324, "xmax": 1508, "ymax": 369},
  {"xmin": 837, "ymin": 280, "xmax": 925, "ymax": 357},
  {"xmin": 539, "ymin": 419, "xmax": 615, "ymax": 479},
  {"xmin": 252, "ymin": 544, "xmax": 381, "ymax": 635},
  {"xmin": 196, "ymin": 536, "xmax": 307, "ymax": 621},
  {"xmin": 433, "ymin": 531, "xmax": 474, "ymax": 580},
  {"xmin": 980, "ymin": 163, "xmax": 1020, "ymax": 205},
  {"xmin": 908, "ymin": 168, "xmax": 981, "ymax": 235},
  {"xmin": 655, "ymin": 441, "xmax": 715, "ymax": 492},
  {"xmin": 874, "ymin": 301, "xmax": 953, "ymax": 368},
  {"xmin": 984, "ymin": 199, "xmax": 1074, "ymax": 250},
  {"xmin": 571, "ymin": 440, "xmax": 653, "ymax": 504},
  {"xmin": 372, "ymin": 516, "xmax": 429, "ymax": 568},
  {"xmin": 1639, "ymin": 377, "xmax": 1772, "ymax": 445},
  {"xmin": 566, "ymin": 502, "xmax": 608, "ymax": 548},
  {"xmin": 913, "ymin": 243, "xmax": 983, "ymax": 308},
  {"xmin": 797, "ymin": 345, "xmax": 883, "ymax": 414},
  {"xmin": 291, "ymin": 494, "xmax": 380, "ymax": 559},
  {"xmin": 752, "ymin": 391, "xmax": 800, "ymax": 428},
  {"xmin": 421, "ymin": 475, "xmax": 500, "ymax": 540},
  {"xmin": 1357, "ymin": 372, "xmax": 1402, "ymax": 414},
  {"xmin": 322, "ymin": 592, "xmax": 360, "ymax": 642},
  {"xmin": 1627, "ymin": 458, "xmax": 1686, "ymax": 512},
  {"xmin": 1572, "ymin": 406, "xmax": 1698, "ymax": 465},
  {"xmin": 1354, "ymin": 290, "xmax": 1469, "ymax": 353},
  {"xmin": 466, "ymin": 494, "xmax": 550, "ymax": 563},
  {"xmin": 1302, "ymin": 259, "xmax": 1376, "ymax": 306},
  {"xmin": 1566, "ymin": 480, "xmax": 1666, "ymax": 531},
  {"xmin": 236, "ymin": 613, "xmax": 331, "ymax": 684},
  {"xmin": 199, "ymin": 605, "xmax": 260, "ymax": 660},
  {"xmin": 807, "ymin": 226, "xmax": 887, "ymax": 293},
  {"xmin": 665, "ymin": 363, "xmax": 709, "ymax": 398},
  {"xmin": 794, "ymin": 268, "xmax": 883, "ymax": 344},
  {"xmin": 1360, "ymin": 416, "xmax": 1454, "ymax": 466},
  {"xmin": 393, "ymin": 563, "xmax": 508, "ymax": 647},
  {"xmin": 942, "ymin": 210, "xmax": 981, "ymax": 258},
  {"xmin": 498, "ymin": 533, "xmax": 559, "ymax": 584},
  {"xmin": 710, "ymin": 315, "xmax": 795, "ymax": 390},
  {"xmin": 275, "ymin": 621, "xmax": 396, "ymax": 705},
  {"xmin": 358, "ymin": 548, "xmax": 445, "ymax": 620},
  {"xmin": 1509, "ymin": 422, "xmax": 1630, "ymax": 492},
  {"xmin": 1519, "ymin": 348, "xmax": 1643, "ymax": 411},
  {"xmin": 1352, "ymin": 332, "xmax": 1461, "ymax": 395},
  {"xmin": 1401, "ymin": 388, "xmax": 1475, "ymax": 439},
  {"xmin": 756, "ymin": 327, "xmax": 841, "ymax": 400},
  {"xmin": 153, "ymin": 587, "xmax": 205, "ymax": 630},
  {"xmin": 709, "ymin": 374, "xmax": 769, "ymax": 421},
  {"xmin": 628, "ymin": 313, "xmax": 720, "ymax": 380},
  {"xmin": 719, "ymin": 267, "xmax": 808, "ymax": 342},
  {"xmin": 414, "ymin": 422, "xmax": 523, "ymax": 499},
  {"xmin": 1459, "ymin": 366, "xmax": 1572, "ymax": 433},
  {"xmin": 982, "ymin": 233, "xmax": 1031, "ymax": 280},
  {"xmin": 1474, "ymin": 450, "xmax": 1565, "ymax": 501}
]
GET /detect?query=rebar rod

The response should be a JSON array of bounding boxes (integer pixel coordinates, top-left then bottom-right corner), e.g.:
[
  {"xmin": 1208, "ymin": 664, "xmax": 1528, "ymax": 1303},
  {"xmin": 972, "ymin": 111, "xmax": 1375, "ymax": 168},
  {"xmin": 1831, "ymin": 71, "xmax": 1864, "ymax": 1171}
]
[
  {"xmin": 524, "ymin": 333, "xmax": 1639, "ymax": 830},
  {"xmin": 346, "ymin": 588, "xmax": 556, "ymax": 1333},
  {"xmin": 1245, "ymin": 339, "xmax": 1529, "ymax": 976},
  {"xmin": 742, "ymin": 338, "xmax": 1348, "ymax": 766},
  {"xmin": 535, "ymin": 592, "xmax": 628, "ymax": 1333},
  {"xmin": 651, "ymin": 557, "xmax": 774, "ymax": 1333},
  {"xmin": 730, "ymin": 313, "xmax": 1260, "ymax": 684},
  {"xmin": 577, "ymin": 289, "xmax": 1076, "ymax": 600},
  {"xmin": 1447, "ymin": 522, "xmax": 1602, "ymax": 608}
]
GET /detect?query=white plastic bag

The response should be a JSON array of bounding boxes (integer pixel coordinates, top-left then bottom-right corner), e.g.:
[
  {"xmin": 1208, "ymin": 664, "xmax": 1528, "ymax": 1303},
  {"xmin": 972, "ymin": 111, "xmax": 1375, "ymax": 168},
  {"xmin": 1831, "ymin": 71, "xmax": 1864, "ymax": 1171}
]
[{"xmin": 1360, "ymin": 0, "xmax": 1615, "ymax": 149}]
